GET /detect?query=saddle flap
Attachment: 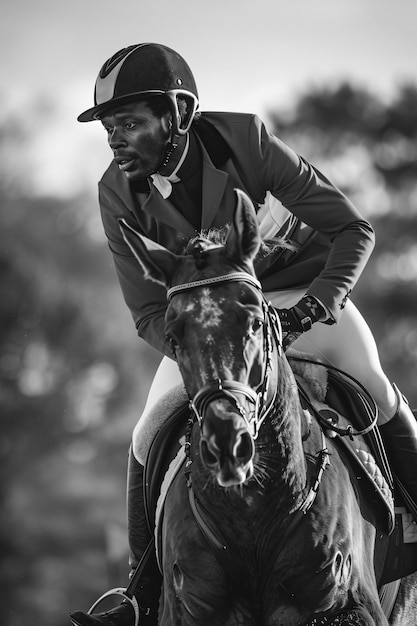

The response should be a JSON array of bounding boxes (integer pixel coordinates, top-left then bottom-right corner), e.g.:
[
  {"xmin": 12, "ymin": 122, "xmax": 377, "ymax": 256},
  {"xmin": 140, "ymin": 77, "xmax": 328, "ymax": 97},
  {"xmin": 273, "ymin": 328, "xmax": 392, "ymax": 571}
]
[{"xmin": 326, "ymin": 369, "xmax": 394, "ymax": 490}]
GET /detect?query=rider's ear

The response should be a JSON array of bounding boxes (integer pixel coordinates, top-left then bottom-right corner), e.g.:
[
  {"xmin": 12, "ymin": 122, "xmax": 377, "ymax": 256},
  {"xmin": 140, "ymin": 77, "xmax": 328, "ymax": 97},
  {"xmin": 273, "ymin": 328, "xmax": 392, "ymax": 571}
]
[
  {"xmin": 161, "ymin": 113, "xmax": 173, "ymax": 135},
  {"xmin": 226, "ymin": 189, "xmax": 261, "ymax": 264},
  {"xmin": 119, "ymin": 219, "xmax": 180, "ymax": 287}
]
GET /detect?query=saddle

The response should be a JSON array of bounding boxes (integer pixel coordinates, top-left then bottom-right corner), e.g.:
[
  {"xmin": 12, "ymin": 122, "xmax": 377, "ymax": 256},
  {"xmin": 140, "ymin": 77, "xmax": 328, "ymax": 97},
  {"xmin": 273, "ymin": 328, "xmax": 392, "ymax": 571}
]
[{"xmin": 289, "ymin": 355, "xmax": 395, "ymax": 535}]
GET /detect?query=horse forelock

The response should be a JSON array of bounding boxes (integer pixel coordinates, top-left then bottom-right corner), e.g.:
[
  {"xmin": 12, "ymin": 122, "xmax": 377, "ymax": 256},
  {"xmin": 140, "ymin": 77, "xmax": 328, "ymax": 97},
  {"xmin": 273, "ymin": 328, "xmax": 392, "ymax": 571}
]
[
  {"xmin": 184, "ymin": 226, "xmax": 296, "ymax": 261},
  {"xmin": 184, "ymin": 226, "xmax": 230, "ymax": 252}
]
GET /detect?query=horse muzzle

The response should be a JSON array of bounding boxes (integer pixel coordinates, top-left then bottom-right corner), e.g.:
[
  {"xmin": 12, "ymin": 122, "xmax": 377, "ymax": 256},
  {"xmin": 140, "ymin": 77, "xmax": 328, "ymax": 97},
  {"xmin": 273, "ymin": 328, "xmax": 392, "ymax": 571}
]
[{"xmin": 198, "ymin": 397, "xmax": 256, "ymax": 487}]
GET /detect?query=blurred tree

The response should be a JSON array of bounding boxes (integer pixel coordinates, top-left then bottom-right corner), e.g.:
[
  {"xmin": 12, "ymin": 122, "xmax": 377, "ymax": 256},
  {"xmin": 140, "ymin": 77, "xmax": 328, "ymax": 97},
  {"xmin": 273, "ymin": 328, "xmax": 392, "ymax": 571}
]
[
  {"xmin": 269, "ymin": 82, "xmax": 417, "ymax": 405},
  {"xmin": 0, "ymin": 165, "xmax": 159, "ymax": 624}
]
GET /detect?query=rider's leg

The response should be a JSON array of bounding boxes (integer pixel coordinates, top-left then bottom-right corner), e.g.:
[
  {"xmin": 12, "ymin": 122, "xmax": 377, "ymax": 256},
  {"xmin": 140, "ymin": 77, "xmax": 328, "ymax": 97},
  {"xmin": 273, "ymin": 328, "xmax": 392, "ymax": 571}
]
[
  {"xmin": 133, "ymin": 357, "xmax": 183, "ymax": 464},
  {"xmin": 70, "ymin": 358, "xmax": 182, "ymax": 626},
  {"xmin": 291, "ymin": 299, "xmax": 397, "ymax": 420},
  {"xmin": 378, "ymin": 387, "xmax": 417, "ymax": 519},
  {"xmin": 70, "ymin": 449, "xmax": 161, "ymax": 626},
  {"xmin": 126, "ymin": 446, "xmax": 162, "ymax": 617},
  {"xmin": 265, "ymin": 290, "xmax": 398, "ymax": 419},
  {"xmin": 291, "ymin": 299, "xmax": 417, "ymax": 518}
]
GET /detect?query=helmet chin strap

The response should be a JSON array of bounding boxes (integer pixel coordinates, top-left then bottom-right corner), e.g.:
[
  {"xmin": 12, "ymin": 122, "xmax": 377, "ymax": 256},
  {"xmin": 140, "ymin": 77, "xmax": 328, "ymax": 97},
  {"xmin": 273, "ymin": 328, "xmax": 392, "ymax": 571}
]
[
  {"xmin": 157, "ymin": 121, "xmax": 187, "ymax": 177},
  {"xmin": 150, "ymin": 132, "xmax": 189, "ymax": 198},
  {"xmin": 159, "ymin": 139, "xmax": 180, "ymax": 174}
]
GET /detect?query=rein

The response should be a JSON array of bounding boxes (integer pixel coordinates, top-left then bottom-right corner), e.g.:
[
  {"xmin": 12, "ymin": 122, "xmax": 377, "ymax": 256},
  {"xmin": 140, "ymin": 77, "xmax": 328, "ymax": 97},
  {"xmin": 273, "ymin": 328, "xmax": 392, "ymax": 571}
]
[{"xmin": 293, "ymin": 356, "xmax": 379, "ymax": 439}]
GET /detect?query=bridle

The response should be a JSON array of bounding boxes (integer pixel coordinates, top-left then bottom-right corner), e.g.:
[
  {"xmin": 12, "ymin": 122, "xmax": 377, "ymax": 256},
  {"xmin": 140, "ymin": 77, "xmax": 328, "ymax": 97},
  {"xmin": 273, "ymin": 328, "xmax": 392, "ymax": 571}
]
[{"xmin": 167, "ymin": 271, "xmax": 283, "ymax": 439}]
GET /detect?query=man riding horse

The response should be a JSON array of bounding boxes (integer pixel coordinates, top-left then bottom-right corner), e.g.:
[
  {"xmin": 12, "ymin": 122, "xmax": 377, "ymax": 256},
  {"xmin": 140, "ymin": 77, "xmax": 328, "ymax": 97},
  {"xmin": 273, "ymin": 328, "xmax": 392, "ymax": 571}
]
[{"xmin": 70, "ymin": 43, "xmax": 417, "ymax": 626}]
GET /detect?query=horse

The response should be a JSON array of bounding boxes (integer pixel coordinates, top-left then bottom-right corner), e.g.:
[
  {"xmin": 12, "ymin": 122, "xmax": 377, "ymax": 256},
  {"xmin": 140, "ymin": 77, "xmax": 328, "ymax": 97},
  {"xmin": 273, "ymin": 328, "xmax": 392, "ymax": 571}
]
[{"xmin": 120, "ymin": 189, "xmax": 417, "ymax": 625}]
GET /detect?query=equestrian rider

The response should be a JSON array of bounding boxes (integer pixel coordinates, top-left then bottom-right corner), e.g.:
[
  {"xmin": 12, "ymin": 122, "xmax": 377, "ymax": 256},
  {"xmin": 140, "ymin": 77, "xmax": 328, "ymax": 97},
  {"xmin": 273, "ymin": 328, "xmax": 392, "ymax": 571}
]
[{"xmin": 70, "ymin": 43, "xmax": 417, "ymax": 626}]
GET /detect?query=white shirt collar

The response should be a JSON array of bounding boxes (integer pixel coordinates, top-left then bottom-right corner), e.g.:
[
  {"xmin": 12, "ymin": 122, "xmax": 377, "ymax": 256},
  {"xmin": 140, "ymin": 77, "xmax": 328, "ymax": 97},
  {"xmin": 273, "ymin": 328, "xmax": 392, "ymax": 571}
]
[{"xmin": 150, "ymin": 134, "xmax": 190, "ymax": 199}]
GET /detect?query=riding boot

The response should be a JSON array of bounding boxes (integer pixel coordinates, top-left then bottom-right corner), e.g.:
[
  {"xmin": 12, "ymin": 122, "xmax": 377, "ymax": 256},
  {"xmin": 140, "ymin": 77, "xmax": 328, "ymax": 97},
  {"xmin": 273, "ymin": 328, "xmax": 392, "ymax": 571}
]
[
  {"xmin": 70, "ymin": 446, "xmax": 162, "ymax": 626},
  {"xmin": 379, "ymin": 384, "xmax": 417, "ymax": 520}
]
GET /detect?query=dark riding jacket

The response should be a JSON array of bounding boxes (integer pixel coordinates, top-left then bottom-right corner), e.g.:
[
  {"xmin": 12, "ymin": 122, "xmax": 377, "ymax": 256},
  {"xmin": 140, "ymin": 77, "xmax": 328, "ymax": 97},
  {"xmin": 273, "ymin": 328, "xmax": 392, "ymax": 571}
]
[{"xmin": 98, "ymin": 111, "xmax": 375, "ymax": 356}]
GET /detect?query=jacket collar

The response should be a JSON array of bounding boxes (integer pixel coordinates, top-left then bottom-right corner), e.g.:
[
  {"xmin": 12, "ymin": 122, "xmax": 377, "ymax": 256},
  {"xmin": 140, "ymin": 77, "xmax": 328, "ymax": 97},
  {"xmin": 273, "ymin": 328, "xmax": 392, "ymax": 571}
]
[{"xmin": 141, "ymin": 132, "xmax": 230, "ymax": 232}]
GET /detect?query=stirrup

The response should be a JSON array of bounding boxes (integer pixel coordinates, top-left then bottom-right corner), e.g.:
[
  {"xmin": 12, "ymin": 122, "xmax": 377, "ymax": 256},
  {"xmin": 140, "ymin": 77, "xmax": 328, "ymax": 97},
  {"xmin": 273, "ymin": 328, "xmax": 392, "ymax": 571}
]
[{"xmin": 87, "ymin": 587, "xmax": 140, "ymax": 626}]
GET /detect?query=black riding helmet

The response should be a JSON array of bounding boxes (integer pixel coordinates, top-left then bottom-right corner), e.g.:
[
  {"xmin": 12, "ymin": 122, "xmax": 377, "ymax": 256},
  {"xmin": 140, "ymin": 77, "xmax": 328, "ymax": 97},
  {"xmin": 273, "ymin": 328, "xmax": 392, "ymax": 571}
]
[{"xmin": 77, "ymin": 43, "xmax": 199, "ymax": 136}]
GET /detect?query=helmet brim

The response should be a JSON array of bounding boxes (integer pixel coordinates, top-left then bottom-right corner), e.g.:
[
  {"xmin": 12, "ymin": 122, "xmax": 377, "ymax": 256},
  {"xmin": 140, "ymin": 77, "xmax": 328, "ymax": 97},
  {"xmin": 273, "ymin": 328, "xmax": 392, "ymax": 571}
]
[{"xmin": 77, "ymin": 90, "xmax": 166, "ymax": 122}]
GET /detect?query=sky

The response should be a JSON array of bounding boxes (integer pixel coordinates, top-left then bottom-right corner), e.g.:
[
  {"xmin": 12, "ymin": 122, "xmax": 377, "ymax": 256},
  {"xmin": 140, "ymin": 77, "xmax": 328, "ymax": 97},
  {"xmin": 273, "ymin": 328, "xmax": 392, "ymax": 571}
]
[{"xmin": 2, "ymin": 0, "xmax": 417, "ymax": 197}]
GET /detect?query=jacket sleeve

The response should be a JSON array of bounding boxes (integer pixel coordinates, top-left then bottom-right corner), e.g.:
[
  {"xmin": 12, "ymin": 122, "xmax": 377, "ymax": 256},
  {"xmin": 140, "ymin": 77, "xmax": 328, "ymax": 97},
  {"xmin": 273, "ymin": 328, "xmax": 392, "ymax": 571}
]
[
  {"xmin": 98, "ymin": 181, "xmax": 173, "ymax": 357},
  {"xmin": 247, "ymin": 115, "xmax": 375, "ymax": 321}
]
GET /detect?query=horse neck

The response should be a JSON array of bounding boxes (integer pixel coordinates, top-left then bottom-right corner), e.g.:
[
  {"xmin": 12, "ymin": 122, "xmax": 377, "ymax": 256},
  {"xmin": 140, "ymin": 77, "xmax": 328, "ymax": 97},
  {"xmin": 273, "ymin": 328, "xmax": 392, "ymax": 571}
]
[{"xmin": 265, "ymin": 352, "xmax": 309, "ymax": 511}]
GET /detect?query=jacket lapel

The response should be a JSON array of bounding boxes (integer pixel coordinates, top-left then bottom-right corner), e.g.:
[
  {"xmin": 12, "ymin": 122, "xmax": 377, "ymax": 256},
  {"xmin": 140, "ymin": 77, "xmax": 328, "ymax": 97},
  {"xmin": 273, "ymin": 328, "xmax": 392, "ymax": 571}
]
[{"xmin": 141, "ymin": 185, "xmax": 197, "ymax": 236}]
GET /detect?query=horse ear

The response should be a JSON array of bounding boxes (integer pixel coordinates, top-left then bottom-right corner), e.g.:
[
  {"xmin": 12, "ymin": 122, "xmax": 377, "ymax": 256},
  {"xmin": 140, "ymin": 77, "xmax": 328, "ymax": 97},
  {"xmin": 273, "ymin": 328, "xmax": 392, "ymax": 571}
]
[
  {"xmin": 119, "ymin": 219, "xmax": 180, "ymax": 287},
  {"xmin": 226, "ymin": 189, "xmax": 261, "ymax": 263}
]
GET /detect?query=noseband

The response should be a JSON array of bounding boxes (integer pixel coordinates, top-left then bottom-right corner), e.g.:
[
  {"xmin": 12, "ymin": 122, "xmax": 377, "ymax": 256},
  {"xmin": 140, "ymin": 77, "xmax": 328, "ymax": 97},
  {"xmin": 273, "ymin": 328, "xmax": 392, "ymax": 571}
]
[{"xmin": 167, "ymin": 272, "xmax": 283, "ymax": 438}]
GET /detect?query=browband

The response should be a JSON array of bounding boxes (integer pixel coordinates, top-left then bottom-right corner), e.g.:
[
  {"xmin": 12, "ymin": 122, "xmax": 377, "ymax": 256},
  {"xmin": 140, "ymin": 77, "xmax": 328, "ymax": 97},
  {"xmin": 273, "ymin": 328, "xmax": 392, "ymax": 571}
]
[{"xmin": 167, "ymin": 272, "xmax": 262, "ymax": 301}]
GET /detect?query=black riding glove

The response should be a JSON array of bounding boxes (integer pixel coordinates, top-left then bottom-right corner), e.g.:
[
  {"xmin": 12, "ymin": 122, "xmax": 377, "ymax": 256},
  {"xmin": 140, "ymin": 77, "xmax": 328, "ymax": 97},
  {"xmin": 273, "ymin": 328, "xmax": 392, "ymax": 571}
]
[{"xmin": 276, "ymin": 295, "xmax": 326, "ymax": 351}]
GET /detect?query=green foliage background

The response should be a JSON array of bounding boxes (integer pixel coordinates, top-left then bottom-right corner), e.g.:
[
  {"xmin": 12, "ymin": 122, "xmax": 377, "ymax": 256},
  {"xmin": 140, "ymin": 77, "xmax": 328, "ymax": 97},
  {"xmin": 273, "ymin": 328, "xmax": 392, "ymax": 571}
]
[{"xmin": 1, "ymin": 83, "xmax": 416, "ymax": 626}]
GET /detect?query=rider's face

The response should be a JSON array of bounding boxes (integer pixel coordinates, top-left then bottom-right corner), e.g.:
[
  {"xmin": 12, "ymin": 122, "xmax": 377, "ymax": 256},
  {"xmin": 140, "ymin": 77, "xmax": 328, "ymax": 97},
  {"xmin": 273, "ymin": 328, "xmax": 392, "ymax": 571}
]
[{"xmin": 101, "ymin": 101, "xmax": 171, "ymax": 182}]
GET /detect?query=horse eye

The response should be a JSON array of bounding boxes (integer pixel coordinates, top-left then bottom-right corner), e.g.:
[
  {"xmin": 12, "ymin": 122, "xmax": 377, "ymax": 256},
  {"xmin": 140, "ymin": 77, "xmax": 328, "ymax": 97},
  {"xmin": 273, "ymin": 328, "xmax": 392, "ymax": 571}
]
[
  {"xmin": 251, "ymin": 318, "xmax": 264, "ymax": 334},
  {"xmin": 254, "ymin": 318, "xmax": 264, "ymax": 331},
  {"xmin": 165, "ymin": 334, "xmax": 179, "ymax": 355}
]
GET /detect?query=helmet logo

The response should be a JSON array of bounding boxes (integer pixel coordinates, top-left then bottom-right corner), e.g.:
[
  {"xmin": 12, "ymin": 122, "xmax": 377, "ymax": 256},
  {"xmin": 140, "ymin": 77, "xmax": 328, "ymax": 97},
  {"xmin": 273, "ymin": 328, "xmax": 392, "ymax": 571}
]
[
  {"xmin": 99, "ymin": 45, "xmax": 139, "ymax": 79},
  {"xmin": 176, "ymin": 78, "xmax": 183, "ymax": 86}
]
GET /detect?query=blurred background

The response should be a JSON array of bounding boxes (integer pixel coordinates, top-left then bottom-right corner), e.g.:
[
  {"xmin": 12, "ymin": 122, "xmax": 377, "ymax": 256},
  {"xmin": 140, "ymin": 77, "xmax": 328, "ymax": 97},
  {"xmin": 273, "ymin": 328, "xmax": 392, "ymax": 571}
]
[{"xmin": 1, "ymin": 1, "xmax": 417, "ymax": 624}]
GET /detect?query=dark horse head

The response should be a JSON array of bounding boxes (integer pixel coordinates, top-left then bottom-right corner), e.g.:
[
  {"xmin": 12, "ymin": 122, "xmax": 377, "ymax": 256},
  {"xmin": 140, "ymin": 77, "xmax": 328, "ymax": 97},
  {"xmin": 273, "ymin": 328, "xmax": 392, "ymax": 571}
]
[{"xmin": 120, "ymin": 189, "xmax": 296, "ymax": 488}]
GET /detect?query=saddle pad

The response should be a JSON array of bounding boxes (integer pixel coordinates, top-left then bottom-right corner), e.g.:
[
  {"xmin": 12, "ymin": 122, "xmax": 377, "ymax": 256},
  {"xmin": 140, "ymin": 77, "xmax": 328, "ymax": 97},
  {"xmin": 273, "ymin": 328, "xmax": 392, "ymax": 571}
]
[
  {"xmin": 380, "ymin": 509, "xmax": 417, "ymax": 585},
  {"xmin": 154, "ymin": 445, "xmax": 186, "ymax": 570},
  {"xmin": 136, "ymin": 384, "xmax": 188, "ymax": 463}
]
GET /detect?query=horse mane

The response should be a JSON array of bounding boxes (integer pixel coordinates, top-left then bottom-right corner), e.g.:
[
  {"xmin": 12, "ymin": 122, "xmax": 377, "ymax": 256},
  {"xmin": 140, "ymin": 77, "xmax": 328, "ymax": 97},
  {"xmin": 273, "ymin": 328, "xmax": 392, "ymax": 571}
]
[{"xmin": 184, "ymin": 224, "xmax": 298, "ymax": 261}]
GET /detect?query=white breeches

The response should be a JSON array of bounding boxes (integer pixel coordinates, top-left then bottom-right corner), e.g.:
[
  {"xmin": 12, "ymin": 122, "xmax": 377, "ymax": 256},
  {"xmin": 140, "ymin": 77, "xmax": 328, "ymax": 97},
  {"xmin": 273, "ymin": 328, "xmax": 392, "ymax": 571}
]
[{"xmin": 132, "ymin": 290, "xmax": 397, "ymax": 462}]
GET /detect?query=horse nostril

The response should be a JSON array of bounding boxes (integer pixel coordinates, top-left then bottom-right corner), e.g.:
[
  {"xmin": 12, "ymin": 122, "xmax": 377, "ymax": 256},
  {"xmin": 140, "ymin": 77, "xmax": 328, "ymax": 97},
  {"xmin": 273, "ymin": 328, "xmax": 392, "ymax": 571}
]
[
  {"xmin": 235, "ymin": 431, "xmax": 255, "ymax": 463},
  {"xmin": 200, "ymin": 438, "xmax": 219, "ymax": 468}
]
